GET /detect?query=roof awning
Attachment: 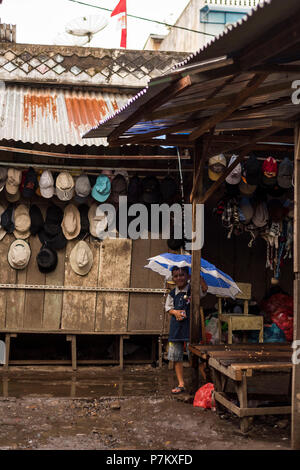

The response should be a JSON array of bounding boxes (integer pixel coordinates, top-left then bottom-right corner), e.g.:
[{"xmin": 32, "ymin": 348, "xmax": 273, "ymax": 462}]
[{"xmin": 0, "ymin": 85, "xmax": 131, "ymax": 147}]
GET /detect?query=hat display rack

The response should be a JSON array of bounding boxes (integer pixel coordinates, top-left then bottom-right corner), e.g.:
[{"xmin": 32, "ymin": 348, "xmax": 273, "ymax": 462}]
[
  {"xmin": 0, "ymin": 161, "xmax": 187, "ymax": 276},
  {"xmin": 211, "ymin": 153, "xmax": 294, "ymax": 285}
]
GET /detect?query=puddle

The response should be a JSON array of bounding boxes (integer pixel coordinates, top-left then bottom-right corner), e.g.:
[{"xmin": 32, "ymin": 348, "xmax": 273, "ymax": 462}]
[{"xmin": 0, "ymin": 369, "xmax": 175, "ymax": 398}]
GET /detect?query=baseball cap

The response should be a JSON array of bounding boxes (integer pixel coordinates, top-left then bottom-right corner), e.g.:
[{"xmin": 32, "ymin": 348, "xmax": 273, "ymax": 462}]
[
  {"xmin": 208, "ymin": 154, "xmax": 226, "ymax": 181},
  {"xmin": 225, "ymin": 155, "xmax": 242, "ymax": 185},
  {"xmin": 75, "ymin": 174, "xmax": 91, "ymax": 204},
  {"xmin": 92, "ymin": 175, "xmax": 111, "ymax": 203},
  {"xmin": 277, "ymin": 157, "xmax": 293, "ymax": 189}
]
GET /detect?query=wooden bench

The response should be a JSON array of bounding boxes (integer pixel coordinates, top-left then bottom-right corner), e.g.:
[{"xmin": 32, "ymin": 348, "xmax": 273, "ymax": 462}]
[{"xmin": 189, "ymin": 344, "xmax": 292, "ymax": 432}]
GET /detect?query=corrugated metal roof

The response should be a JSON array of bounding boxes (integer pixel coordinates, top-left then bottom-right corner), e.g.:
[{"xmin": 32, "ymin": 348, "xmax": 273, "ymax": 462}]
[
  {"xmin": 0, "ymin": 85, "xmax": 131, "ymax": 146},
  {"xmin": 84, "ymin": 0, "xmax": 300, "ymax": 140}
]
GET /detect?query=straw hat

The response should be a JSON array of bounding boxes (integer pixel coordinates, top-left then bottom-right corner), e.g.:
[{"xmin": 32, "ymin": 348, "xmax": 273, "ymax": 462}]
[
  {"xmin": 56, "ymin": 172, "xmax": 75, "ymax": 201},
  {"xmin": 13, "ymin": 204, "xmax": 31, "ymax": 239},
  {"xmin": 61, "ymin": 204, "xmax": 81, "ymax": 240},
  {"xmin": 70, "ymin": 240, "xmax": 93, "ymax": 276},
  {"xmin": 39, "ymin": 170, "xmax": 55, "ymax": 198},
  {"xmin": 5, "ymin": 168, "xmax": 22, "ymax": 195},
  {"xmin": 8, "ymin": 239, "xmax": 31, "ymax": 270}
]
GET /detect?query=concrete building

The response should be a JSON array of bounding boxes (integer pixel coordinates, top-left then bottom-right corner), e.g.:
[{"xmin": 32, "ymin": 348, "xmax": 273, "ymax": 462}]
[{"xmin": 144, "ymin": 0, "xmax": 263, "ymax": 53}]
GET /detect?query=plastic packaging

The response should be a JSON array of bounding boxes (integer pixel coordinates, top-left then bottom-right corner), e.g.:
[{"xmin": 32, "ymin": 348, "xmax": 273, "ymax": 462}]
[{"xmin": 193, "ymin": 383, "xmax": 215, "ymax": 409}]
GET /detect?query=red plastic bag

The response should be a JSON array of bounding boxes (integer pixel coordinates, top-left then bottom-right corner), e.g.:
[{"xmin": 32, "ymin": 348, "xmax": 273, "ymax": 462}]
[
  {"xmin": 193, "ymin": 383, "xmax": 215, "ymax": 409},
  {"xmin": 271, "ymin": 308, "xmax": 293, "ymax": 342},
  {"xmin": 261, "ymin": 293, "xmax": 293, "ymax": 318}
]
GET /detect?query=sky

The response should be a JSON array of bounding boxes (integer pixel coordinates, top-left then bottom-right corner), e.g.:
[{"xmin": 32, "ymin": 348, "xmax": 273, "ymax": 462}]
[{"xmin": 0, "ymin": 0, "xmax": 190, "ymax": 49}]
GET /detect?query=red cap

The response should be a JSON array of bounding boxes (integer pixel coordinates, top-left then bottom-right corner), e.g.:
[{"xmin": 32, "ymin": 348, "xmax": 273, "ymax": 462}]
[{"xmin": 262, "ymin": 157, "xmax": 277, "ymax": 176}]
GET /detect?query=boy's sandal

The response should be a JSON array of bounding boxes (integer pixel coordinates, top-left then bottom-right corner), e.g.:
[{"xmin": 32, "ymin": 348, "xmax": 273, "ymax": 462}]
[{"xmin": 171, "ymin": 386, "xmax": 185, "ymax": 394}]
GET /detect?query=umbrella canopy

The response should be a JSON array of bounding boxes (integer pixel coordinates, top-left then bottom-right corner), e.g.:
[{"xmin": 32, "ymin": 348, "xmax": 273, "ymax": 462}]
[{"xmin": 144, "ymin": 253, "xmax": 240, "ymax": 298}]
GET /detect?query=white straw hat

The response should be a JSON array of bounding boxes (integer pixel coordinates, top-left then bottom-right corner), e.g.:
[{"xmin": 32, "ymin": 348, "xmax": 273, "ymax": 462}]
[
  {"xmin": 8, "ymin": 239, "xmax": 31, "ymax": 270},
  {"xmin": 61, "ymin": 204, "xmax": 81, "ymax": 240},
  {"xmin": 70, "ymin": 240, "xmax": 93, "ymax": 276}
]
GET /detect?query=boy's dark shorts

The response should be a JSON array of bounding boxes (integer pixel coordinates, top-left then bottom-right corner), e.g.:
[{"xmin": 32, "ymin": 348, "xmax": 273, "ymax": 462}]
[{"xmin": 168, "ymin": 341, "xmax": 189, "ymax": 362}]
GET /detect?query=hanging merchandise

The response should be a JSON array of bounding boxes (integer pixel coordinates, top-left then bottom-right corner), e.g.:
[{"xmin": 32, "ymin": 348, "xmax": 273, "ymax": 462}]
[
  {"xmin": 88, "ymin": 202, "xmax": 99, "ymax": 238},
  {"xmin": 277, "ymin": 157, "xmax": 294, "ymax": 189},
  {"xmin": 238, "ymin": 197, "xmax": 254, "ymax": 225},
  {"xmin": 252, "ymin": 201, "xmax": 268, "ymax": 228},
  {"xmin": 1, "ymin": 205, "xmax": 14, "ymax": 234},
  {"xmin": 22, "ymin": 167, "xmax": 38, "ymax": 199},
  {"xmin": 8, "ymin": 239, "xmax": 31, "ymax": 270},
  {"xmin": 36, "ymin": 245, "xmax": 58, "ymax": 274},
  {"xmin": 29, "ymin": 205, "xmax": 44, "ymax": 236},
  {"xmin": 56, "ymin": 172, "xmax": 75, "ymax": 201},
  {"xmin": 39, "ymin": 170, "xmax": 55, "ymax": 199},
  {"xmin": 39, "ymin": 205, "xmax": 67, "ymax": 251},
  {"xmin": 111, "ymin": 174, "xmax": 127, "ymax": 205},
  {"xmin": 243, "ymin": 153, "xmax": 261, "ymax": 185},
  {"xmin": 77, "ymin": 204, "xmax": 90, "ymax": 240},
  {"xmin": 74, "ymin": 174, "xmax": 91, "ymax": 204},
  {"xmin": 13, "ymin": 204, "xmax": 31, "ymax": 240},
  {"xmin": 70, "ymin": 240, "xmax": 93, "ymax": 276},
  {"xmin": 225, "ymin": 155, "xmax": 242, "ymax": 185},
  {"xmin": 221, "ymin": 197, "xmax": 243, "ymax": 238},
  {"xmin": 127, "ymin": 175, "xmax": 142, "ymax": 205},
  {"xmin": 260, "ymin": 157, "xmax": 277, "ymax": 189},
  {"xmin": 61, "ymin": 204, "xmax": 81, "ymax": 240},
  {"xmin": 208, "ymin": 154, "xmax": 226, "ymax": 182},
  {"xmin": 141, "ymin": 176, "xmax": 161, "ymax": 204},
  {"xmin": 92, "ymin": 175, "xmax": 111, "ymax": 203},
  {"xmin": 5, "ymin": 168, "xmax": 22, "ymax": 202}
]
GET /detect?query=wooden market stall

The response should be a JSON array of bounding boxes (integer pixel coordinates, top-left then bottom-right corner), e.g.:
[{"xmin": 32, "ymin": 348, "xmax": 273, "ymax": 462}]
[{"xmin": 84, "ymin": 0, "xmax": 300, "ymax": 448}]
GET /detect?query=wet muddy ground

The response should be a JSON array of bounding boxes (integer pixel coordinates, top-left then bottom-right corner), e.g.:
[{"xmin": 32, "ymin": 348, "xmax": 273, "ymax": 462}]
[{"xmin": 0, "ymin": 365, "xmax": 291, "ymax": 450}]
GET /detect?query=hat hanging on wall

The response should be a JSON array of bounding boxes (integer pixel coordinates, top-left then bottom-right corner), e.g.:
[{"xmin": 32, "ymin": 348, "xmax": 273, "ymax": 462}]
[
  {"xmin": 75, "ymin": 174, "xmax": 91, "ymax": 204},
  {"xmin": 13, "ymin": 204, "xmax": 31, "ymax": 239},
  {"xmin": 8, "ymin": 239, "xmax": 31, "ymax": 270},
  {"xmin": 111, "ymin": 174, "xmax": 127, "ymax": 205},
  {"xmin": 260, "ymin": 157, "xmax": 277, "ymax": 188},
  {"xmin": 277, "ymin": 157, "xmax": 294, "ymax": 189},
  {"xmin": 5, "ymin": 168, "xmax": 22, "ymax": 202},
  {"xmin": 92, "ymin": 175, "xmax": 111, "ymax": 203},
  {"xmin": 36, "ymin": 245, "xmax": 58, "ymax": 273},
  {"xmin": 225, "ymin": 155, "xmax": 242, "ymax": 185},
  {"xmin": 39, "ymin": 170, "xmax": 55, "ymax": 199},
  {"xmin": 22, "ymin": 167, "xmax": 38, "ymax": 198},
  {"xmin": 1, "ymin": 205, "xmax": 14, "ymax": 234},
  {"xmin": 61, "ymin": 204, "xmax": 81, "ymax": 240},
  {"xmin": 56, "ymin": 172, "xmax": 75, "ymax": 201},
  {"xmin": 30, "ymin": 205, "xmax": 44, "ymax": 236},
  {"xmin": 141, "ymin": 176, "xmax": 161, "ymax": 204},
  {"xmin": 208, "ymin": 154, "xmax": 226, "ymax": 182},
  {"xmin": 70, "ymin": 240, "xmax": 93, "ymax": 276},
  {"xmin": 77, "ymin": 204, "xmax": 90, "ymax": 240},
  {"xmin": 244, "ymin": 153, "xmax": 261, "ymax": 185}
]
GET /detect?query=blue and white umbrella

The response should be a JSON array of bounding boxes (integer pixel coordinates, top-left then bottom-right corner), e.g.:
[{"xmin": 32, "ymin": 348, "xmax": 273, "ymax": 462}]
[{"xmin": 145, "ymin": 253, "xmax": 240, "ymax": 298}]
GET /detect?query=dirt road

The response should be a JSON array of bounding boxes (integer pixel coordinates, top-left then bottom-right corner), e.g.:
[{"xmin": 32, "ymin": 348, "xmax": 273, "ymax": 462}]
[{"xmin": 0, "ymin": 365, "xmax": 291, "ymax": 450}]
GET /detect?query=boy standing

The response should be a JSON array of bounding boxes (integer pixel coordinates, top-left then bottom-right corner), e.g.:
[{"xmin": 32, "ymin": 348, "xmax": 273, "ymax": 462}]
[{"xmin": 165, "ymin": 266, "xmax": 208, "ymax": 394}]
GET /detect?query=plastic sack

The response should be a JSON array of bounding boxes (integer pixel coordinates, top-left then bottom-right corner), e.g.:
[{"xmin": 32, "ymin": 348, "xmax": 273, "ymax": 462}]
[
  {"xmin": 205, "ymin": 317, "xmax": 220, "ymax": 344},
  {"xmin": 247, "ymin": 323, "xmax": 286, "ymax": 343},
  {"xmin": 193, "ymin": 383, "xmax": 215, "ymax": 409},
  {"xmin": 271, "ymin": 309, "xmax": 293, "ymax": 342},
  {"xmin": 261, "ymin": 293, "xmax": 293, "ymax": 319},
  {"xmin": 260, "ymin": 293, "xmax": 293, "ymax": 341}
]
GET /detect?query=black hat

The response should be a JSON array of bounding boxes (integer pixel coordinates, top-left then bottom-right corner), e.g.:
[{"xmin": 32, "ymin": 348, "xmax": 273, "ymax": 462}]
[
  {"xmin": 38, "ymin": 228, "xmax": 67, "ymax": 251},
  {"xmin": 141, "ymin": 176, "xmax": 161, "ymax": 204},
  {"xmin": 111, "ymin": 174, "xmax": 127, "ymax": 205},
  {"xmin": 22, "ymin": 167, "xmax": 38, "ymax": 198},
  {"xmin": 77, "ymin": 204, "xmax": 90, "ymax": 240},
  {"xmin": 160, "ymin": 176, "xmax": 179, "ymax": 204},
  {"xmin": 37, "ymin": 245, "xmax": 58, "ymax": 273},
  {"xmin": 30, "ymin": 204, "xmax": 44, "ymax": 236},
  {"xmin": 244, "ymin": 154, "xmax": 261, "ymax": 185},
  {"xmin": 128, "ymin": 175, "xmax": 142, "ymax": 204},
  {"xmin": 38, "ymin": 204, "xmax": 66, "ymax": 250},
  {"xmin": 1, "ymin": 205, "xmax": 14, "ymax": 233}
]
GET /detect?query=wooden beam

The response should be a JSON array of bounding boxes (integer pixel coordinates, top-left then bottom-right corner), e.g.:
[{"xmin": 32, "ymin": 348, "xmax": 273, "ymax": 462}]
[
  {"xmin": 203, "ymin": 134, "xmax": 294, "ymax": 144},
  {"xmin": 292, "ymin": 122, "xmax": 300, "ymax": 450},
  {"xmin": 107, "ymin": 75, "xmax": 192, "ymax": 143},
  {"xmin": 146, "ymin": 80, "xmax": 291, "ymax": 121},
  {"xmin": 225, "ymin": 96, "xmax": 292, "ymax": 121},
  {"xmin": 199, "ymin": 127, "xmax": 283, "ymax": 203},
  {"xmin": 0, "ymin": 145, "xmax": 190, "ymax": 160},
  {"xmin": 252, "ymin": 65, "xmax": 300, "ymax": 74},
  {"xmin": 189, "ymin": 73, "xmax": 269, "ymax": 141},
  {"xmin": 239, "ymin": 10, "xmax": 300, "ymax": 69}
]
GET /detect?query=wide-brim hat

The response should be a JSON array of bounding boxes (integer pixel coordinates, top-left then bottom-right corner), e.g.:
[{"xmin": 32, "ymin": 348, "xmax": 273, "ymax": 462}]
[
  {"xmin": 38, "ymin": 227, "xmax": 67, "ymax": 250},
  {"xmin": 5, "ymin": 189, "xmax": 20, "ymax": 203},
  {"xmin": 239, "ymin": 179, "xmax": 257, "ymax": 196},
  {"xmin": 1, "ymin": 205, "xmax": 14, "ymax": 233},
  {"xmin": 30, "ymin": 204, "xmax": 44, "ymax": 236},
  {"xmin": 70, "ymin": 240, "xmax": 93, "ymax": 276},
  {"xmin": 77, "ymin": 204, "xmax": 90, "ymax": 240},
  {"xmin": 111, "ymin": 174, "xmax": 127, "ymax": 205},
  {"xmin": 55, "ymin": 172, "xmax": 75, "ymax": 201},
  {"xmin": 13, "ymin": 204, "xmax": 31, "ymax": 239},
  {"xmin": 8, "ymin": 239, "xmax": 31, "ymax": 270},
  {"xmin": 37, "ymin": 245, "xmax": 58, "ymax": 273},
  {"xmin": 6, "ymin": 168, "xmax": 22, "ymax": 195},
  {"xmin": 92, "ymin": 175, "xmax": 111, "ymax": 203},
  {"xmin": 61, "ymin": 204, "xmax": 81, "ymax": 240},
  {"xmin": 39, "ymin": 170, "xmax": 55, "ymax": 198}
]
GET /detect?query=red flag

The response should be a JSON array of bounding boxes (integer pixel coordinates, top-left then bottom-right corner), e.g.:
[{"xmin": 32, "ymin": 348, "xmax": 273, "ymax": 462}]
[{"xmin": 111, "ymin": 0, "xmax": 127, "ymax": 48}]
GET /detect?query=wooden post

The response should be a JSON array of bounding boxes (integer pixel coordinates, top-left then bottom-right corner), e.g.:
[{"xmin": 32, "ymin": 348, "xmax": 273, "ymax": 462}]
[
  {"xmin": 292, "ymin": 123, "xmax": 300, "ymax": 449},
  {"xmin": 158, "ymin": 336, "xmax": 163, "ymax": 369},
  {"xmin": 119, "ymin": 336, "xmax": 124, "ymax": 370},
  {"xmin": 66, "ymin": 335, "xmax": 77, "ymax": 371},
  {"xmin": 190, "ymin": 140, "xmax": 205, "ymax": 390}
]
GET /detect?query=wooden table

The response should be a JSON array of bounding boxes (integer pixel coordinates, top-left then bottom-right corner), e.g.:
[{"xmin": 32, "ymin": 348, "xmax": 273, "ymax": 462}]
[{"xmin": 189, "ymin": 344, "xmax": 292, "ymax": 432}]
